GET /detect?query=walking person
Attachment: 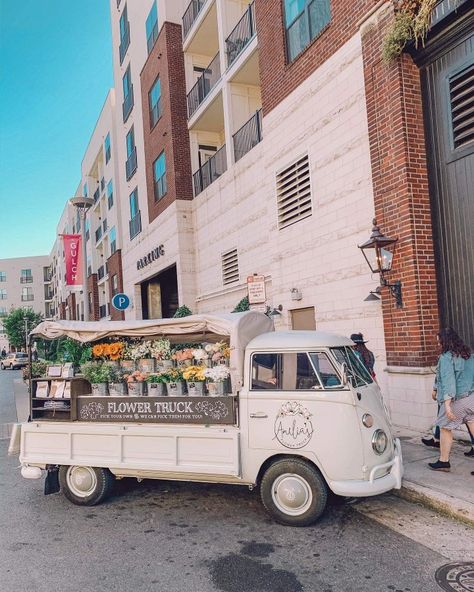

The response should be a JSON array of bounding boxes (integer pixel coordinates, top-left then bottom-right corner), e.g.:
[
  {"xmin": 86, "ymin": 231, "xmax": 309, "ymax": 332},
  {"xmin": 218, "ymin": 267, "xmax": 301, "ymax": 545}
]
[
  {"xmin": 350, "ymin": 333, "xmax": 376, "ymax": 378},
  {"xmin": 428, "ymin": 328, "xmax": 474, "ymax": 472}
]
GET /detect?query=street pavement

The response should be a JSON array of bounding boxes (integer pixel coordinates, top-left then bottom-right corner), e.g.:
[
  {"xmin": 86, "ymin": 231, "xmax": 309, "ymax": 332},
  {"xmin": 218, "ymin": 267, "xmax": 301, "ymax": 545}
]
[
  {"xmin": 0, "ymin": 367, "xmax": 21, "ymax": 425},
  {"xmin": 1, "ymin": 369, "xmax": 473, "ymax": 591}
]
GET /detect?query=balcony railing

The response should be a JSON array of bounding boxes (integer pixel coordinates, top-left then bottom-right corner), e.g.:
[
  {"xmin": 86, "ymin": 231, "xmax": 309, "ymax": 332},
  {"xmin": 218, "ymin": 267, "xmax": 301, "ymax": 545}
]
[
  {"xmin": 44, "ymin": 287, "xmax": 53, "ymax": 300},
  {"xmin": 187, "ymin": 53, "xmax": 221, "ymax": 118},
  {"xmin": 93, "ymin": 187, "xmax": 100, "ymax": 203},
  {"xmin": 99, "ymin": 304, "xmax": 108, "ymax": 319},
  {"xmin": 233, "ymin": 109, "xmax": 262, "ymax": 162},
  {"xmin": 43, "ymin": 268, "xmax": 52, "ymax": 282},
  {"xmin": 182, "ymin": 0, "xmax": 207, "ymax": 40},
  {"xmin": 97, "ymin": 265, "xmax": 105, "ymax": 281},
  {"xmin": 95, "ymin": 226, "xmax": 103, "ymax": 243},
  {"xmin": 150, "ymin": 97, "xmax": 162, "ymax": 128},
  {"xmin": 193, "ymin": 144, "xmax": 227, "ymax": 196},
  {"xmin": 21, "ymin": 294, "xmax": 34, "ymax": 302},
  {"xmin": 125, "ymin": 147, "xmax": 137, "ymax": 181},
  {"xmin": 226, "ymin": 1, "xmax": 256, "ymax": 67},
  {"xmin": 147, "ymin": 21, "xmax": 159, "ymax": 54},
  {"xmin": 129, "ymin": 211, "xmax": 142, "ymax": 240},
  {"xmin": 122, "ymin": 86, "xmax": 134, "ymax": 122},
  {"xmin": 119, "ymin": 22, "xmax": 130, "ymax": 65},
  {"xmin": 20, "ymin": 276, "xmax": 33, "ymax": 284}
]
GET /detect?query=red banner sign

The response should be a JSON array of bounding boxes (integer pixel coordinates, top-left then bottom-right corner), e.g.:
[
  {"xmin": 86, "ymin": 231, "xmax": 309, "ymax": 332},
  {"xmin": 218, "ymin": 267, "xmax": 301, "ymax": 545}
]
[{"xmin": 63, "ymin": 234, "xmax": 83, "ymax": 286}]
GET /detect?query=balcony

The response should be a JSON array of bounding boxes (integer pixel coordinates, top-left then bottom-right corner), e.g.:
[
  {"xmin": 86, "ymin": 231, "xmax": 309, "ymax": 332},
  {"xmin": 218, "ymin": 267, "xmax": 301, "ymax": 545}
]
[
  {"xmin": 85, "ymin": 228, "xmax": 90, "ymax": 242},
  {"xmin": 193, "ymin": 144, "xmax": 227, "ymax": 195},
  {"xmin": 125, "ymin": 147, "xmax": 137, "ymax": 181},
  {"xmin": 100, "ymin": 177, "xmax": 105, "ymax": 192},
  {"xmin": 119, "ymin": 22, "xmax": 130, "ymax": 65},
  {"xmin": 183, "ymin": 0, "xmax": 207, "ymax": 40},
  {"xmin": 122, "ymin": 86, "xmax": 134, "ymax": 122},
  {"xmin": 233, "ymin": 109, "xmax": 262, "ymax": 162},
  {"xmin": 129, "ymin": 211, "xmax": 142, "ymax": 240},
  {"xmin": 103, "ymin": 218, "xmax": 108, "ymax": 232},
  {"xmin": 97, "ymin": 265, "xmax": 106, "ymax": 281},
  {"xmin": 21, "ymin": 295, "xmax": 34, "ymax": 302},
  {"xmin": 187, "ymin": 53, "xmax": 221, "ymax": 118},
  {"xmin": 99, "ymin": 304, "xmax": 108, "ymax": 319},
  {"xmin": 43, "ymin": 268, "xmax": 52, "ymax": 282},
  {"xmin": 20, "ymin": 276, "xmax": 33, "ymax": 284},
  {"xmin": 226, "ymin": 2, "xmax": 256, "ymax": 68},
  {"xmin": 95, "ymin": 226, "xmax": 103, "ymax": 243},
  {"xmin": 44, "ymin": 287, "xmax": 54, "ymax": 301},
  {"xmin": 147, "ymin": 20, "xmax": 159, "ymax": 54},
  {"xmin": 93, "ymin": 187, "xmax": 100, "ymax": 203},
  {"xmin": 108, "ymin": 191, "xmax": 114, "ymax": 209}
]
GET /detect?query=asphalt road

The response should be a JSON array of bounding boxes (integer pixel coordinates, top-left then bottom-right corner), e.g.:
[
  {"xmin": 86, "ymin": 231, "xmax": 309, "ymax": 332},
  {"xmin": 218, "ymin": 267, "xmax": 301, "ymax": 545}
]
[{"xmin": 0, "ymin": 367, "xmax": 21, "ymax": 424}]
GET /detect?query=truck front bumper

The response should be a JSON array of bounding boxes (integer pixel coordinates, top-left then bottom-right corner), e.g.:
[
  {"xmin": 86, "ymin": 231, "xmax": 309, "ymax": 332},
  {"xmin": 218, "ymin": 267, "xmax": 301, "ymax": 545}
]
[{"xmin": 328, "ymin": 438, "xmax": 403, "ymax": 497}]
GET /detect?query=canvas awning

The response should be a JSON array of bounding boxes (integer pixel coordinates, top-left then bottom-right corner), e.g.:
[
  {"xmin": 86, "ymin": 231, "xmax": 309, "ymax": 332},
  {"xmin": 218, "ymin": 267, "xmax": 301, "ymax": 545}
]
[{"xmin": 30, "ymin": 312, "xmax": 274, "ymax": 388}]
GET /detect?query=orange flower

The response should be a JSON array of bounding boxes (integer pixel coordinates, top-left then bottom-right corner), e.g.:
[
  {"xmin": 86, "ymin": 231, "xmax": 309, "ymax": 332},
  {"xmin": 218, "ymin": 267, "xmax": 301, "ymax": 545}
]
[
  {"xmin": 109, "ymin": 342, "xmax": 123, "ymax": 356},
  {"xmin": 102, "ymin": 344, "xmax": 111, "ymax": 357},
  {"xmin": 109, "ymin": 352, "xmax": 121, "ymax": 361},
  {"xmin": 92, "ymin": 344, "xmax": 104, "ymax": 358}
]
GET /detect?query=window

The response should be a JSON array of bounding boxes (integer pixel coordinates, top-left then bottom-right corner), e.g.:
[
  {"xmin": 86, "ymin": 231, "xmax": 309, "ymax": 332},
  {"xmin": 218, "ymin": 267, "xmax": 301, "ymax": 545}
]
[
  {"xmin": 129, "ymin": 188, "xmax": 142, "ymax": 239},
  {"xmin": 125, "ymin": 126, "xmax": 137, "ymax": 180},
  {"xmin": 112, "ymin": 274, "xmax": 119, "ymax": 296},
  {"xmin": 83, "ymin": 183, "xmax": 88, "ymax": 197},
  {"xmin": 21, "ymin": 287, "xmax": 34, "ymax": 302},
  {"xmin": 251, "ymin": 352, "xmax": 328, "ymax": 390},
  {"xmin": 104, "ymin": 133, "xmax": 111, "ymax": 163},
  {"xmin": 130, "ymin": 188, "xmax": 139, "ymax": 218},
  {"xmin": 449, "ymin": 63, "xmax": 474, "ymax": 150},
  {"xmin": 119, "ymin": 4, "xmax": 130, "ymax": 64},
  {"xmin": 126, "ymin": 126, "xmax": 135, "ymax": 158},
  {"xmin": 85, "ymin": 219, "xmax": 90, "ymax": 242},
  {"xmin": 284, "ymin": 0, "xmax": 331, "ymax": 62},
  {"xmin": 331, "ymin": 346, "xmax": 373, "ymax": 387},
  {"xmin": 107, "ymin": 180, "xmax": 114, "ymax": 209},
  {"xmin": 146, "ymin": 2, "xmax": 158, "ymax": 54},
  {"xmin": 308, "ymin": 353, "xmax": 341, "ymax": 388},
  {"xmin": 87, "ymin": 257, "xmax": 92, "ymax": 277},
  {"xmin": 20, "ymin": 269, "xmax": 33, "ymax": 283},
  {"xmin": 222, "ymin": 248, "xmax": 239, "ymax": 285},
  {"xmin": 0, "ymin": 272, "xmax": 5, "ymax": 282},
  {"xmin": 276, "ymin": 154, "xmax": 312, "ymax": 229},
  {"xmin": 153, "ymin": 152, "xmax": 167, "ymax": 201},
  {"xmin": 110, "ymin": 226, "xmax": 117, "ymax": 255},
  {"xmin": 149, "ymin": 77, "xmax": 162, "ymax": 128},
  {"xmin": 122, "ymin": 65, "xmax": 134, "ymax": 122},
  {"xmin": 0, "ymin": 307, "xmax": 6, "ymax": 316}
]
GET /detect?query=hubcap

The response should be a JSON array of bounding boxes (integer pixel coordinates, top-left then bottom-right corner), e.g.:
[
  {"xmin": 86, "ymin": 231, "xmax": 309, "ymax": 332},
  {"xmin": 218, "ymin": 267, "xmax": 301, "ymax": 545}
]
[
  {"xmin": 271, "ymin": 473, "xmax": 313, "ymax": 516},
  {"xmin": 66, "ymin": 466, "xmax": 97, "ymax": 498}
]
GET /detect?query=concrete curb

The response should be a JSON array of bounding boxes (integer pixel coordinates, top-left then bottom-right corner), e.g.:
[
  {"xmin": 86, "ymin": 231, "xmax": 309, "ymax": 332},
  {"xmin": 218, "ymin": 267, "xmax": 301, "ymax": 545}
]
[{"xmin": 395, "ymin": 480, "xmax": 474, "ymax": 528}]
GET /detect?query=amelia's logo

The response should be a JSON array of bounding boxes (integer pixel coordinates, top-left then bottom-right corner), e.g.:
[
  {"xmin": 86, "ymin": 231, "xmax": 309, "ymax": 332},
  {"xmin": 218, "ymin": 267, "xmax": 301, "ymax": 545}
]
[{"xmin": 274, "ymin": 401, "xmax": 314, "ymax": 449}]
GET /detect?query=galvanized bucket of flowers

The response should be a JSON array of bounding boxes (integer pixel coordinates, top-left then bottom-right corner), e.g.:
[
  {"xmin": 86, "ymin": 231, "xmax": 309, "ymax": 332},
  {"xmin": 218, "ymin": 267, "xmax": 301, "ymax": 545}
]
[
  {"xmin": 182, "ymin": 365, "xmax": 206, "ymax": 396},
  {"xmin": 146, "ymin": 373, "xmax": 167, "ymax": 396},
  {"xmin": 162, "ymin": 367, "xmax": 186, "ymax": 396}
]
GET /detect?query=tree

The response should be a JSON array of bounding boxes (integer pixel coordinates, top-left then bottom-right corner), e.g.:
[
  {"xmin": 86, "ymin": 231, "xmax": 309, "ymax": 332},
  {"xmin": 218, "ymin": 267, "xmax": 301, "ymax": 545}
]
[{"xmin": 2, "ymin": 308, "xmax": 43, "ymax": 351}]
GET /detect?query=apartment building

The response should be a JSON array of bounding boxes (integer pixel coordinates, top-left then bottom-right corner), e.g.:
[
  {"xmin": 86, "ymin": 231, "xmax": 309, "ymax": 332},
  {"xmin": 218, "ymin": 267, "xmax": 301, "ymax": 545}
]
[
  {"xmin": 45, "ymin": 0, "xmax": 473, "ymax": 431},
  {"xmin": 0, "ymin": 256, "xmax": 51, "ymax": 351}
]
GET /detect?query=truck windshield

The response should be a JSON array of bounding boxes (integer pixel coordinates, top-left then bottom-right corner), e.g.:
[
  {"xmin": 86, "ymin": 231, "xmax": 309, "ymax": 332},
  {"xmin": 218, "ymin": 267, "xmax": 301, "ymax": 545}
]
[{"xmin": 330, "ymin": 347, "xmax": 373, "ymax": 387}]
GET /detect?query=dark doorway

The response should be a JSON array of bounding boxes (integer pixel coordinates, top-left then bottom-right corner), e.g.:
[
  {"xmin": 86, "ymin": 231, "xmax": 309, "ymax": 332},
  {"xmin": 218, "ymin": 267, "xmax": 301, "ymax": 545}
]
[
  {"xmin": 141, "ymin": 264, "xmax": 179, "ymax": 319},
  {"xmin": 419, "ymin": 15, "xmax": 474, "ymax": 346}
]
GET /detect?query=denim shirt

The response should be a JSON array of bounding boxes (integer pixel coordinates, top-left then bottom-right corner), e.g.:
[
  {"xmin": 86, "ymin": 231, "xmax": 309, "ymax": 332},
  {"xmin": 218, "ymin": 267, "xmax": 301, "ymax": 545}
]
[{"xmin": 434, "ymin": 352, "xmax": 474, "ymax": 403}]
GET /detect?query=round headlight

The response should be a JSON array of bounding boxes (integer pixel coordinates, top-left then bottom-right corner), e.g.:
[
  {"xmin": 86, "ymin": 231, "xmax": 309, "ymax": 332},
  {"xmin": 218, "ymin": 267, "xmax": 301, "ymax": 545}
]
[
  {"xmin": 372, "ymin": 429, "xmax": 388, "ymax": 454},
  {"xmin": 362, "ymin": 413, "xmax": 374, "ymax": 428}
]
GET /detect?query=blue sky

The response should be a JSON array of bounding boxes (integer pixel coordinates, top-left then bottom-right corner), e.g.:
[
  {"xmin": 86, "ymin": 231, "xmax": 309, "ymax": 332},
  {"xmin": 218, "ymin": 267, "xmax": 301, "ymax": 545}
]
[{"xmin": 0, "ymin": 0, "xmax": 113, "ymax": 259}]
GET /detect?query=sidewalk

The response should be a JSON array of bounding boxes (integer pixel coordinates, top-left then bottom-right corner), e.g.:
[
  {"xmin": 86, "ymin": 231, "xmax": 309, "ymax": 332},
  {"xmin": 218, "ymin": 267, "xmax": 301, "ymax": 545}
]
[{"xmin": 394, "ymin": 426, "xmax": 474, "ymax": 527}]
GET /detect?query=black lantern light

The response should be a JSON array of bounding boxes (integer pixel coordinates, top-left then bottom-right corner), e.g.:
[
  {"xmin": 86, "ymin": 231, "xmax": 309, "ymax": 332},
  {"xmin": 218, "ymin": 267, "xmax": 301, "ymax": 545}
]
[{"xmin": 359, "ymin": 219, "xmax": 402, "ymax": 308}]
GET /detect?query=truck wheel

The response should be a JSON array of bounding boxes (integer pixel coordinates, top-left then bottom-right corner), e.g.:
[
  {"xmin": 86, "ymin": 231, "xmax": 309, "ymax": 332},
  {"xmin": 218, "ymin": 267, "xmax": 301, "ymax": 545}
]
[
  {"xmin": 59, "ymin": 466, "xmax": 114, "ymax": 506},
  {"xmin": 260, "ymin": 458, "xmax": 327, "ymax": 527},
  {"xmin": 0, "ymin": 363, "xmax": 4, "ymax": 370}
]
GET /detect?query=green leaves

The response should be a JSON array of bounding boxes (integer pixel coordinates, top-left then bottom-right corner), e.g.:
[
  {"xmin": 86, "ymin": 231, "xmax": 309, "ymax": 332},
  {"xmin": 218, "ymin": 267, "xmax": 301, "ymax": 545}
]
[{"xmin": 2, "ymin": 307, "xmax": 43, "ymax": 350}]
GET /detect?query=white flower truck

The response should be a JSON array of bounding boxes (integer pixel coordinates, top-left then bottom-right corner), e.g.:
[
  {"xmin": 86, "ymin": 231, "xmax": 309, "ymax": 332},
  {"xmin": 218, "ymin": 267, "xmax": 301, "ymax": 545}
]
[{"xmin": 9, "ymin": 312, "xmax": 402, "ymax": 526}]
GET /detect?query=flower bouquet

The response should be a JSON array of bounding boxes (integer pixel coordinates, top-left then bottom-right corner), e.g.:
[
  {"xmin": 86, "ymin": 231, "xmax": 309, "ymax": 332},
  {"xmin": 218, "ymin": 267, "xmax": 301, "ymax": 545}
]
[
  {"xmin": 150, "ymin": 338, "xmax": 173, "ymax": 370},
  {"xmin": 92, "ymin": 342, "xmax": 125, "ymax": 366},
  {"xmin": 108, "ymin": 365, "xmax": 128, "ymax": 397},
  {"xmin": 146, "ymin": 373, "xmax": 167, "ymax": 397},
  {"xmin": 204, "ymin": 365, "xmax": 231, "ymax": 396},
  {"xmin": 123, "ymin": 370, "xmax": 148, "ymax": 396},
  {"xmin": 192, "ymin": 347, "xmax": 208, "ymax": 366},
  {"xmin": 81, "ymin": 362, "xmax": 112, "ymax": 396},
  {"xmin": 205, "ymin": 341, "xmax": 230, "ymax": 366},
  {"xmin": 172, "ymin": 348, "xmax": 194, "ymax": 367},
  {"xmin": 161, "ymin": 367, "xmax": 186, "ymax": 397},
  {"xmin": 182, "ymin": 365, "xmax": 206, "ymax": 396}
]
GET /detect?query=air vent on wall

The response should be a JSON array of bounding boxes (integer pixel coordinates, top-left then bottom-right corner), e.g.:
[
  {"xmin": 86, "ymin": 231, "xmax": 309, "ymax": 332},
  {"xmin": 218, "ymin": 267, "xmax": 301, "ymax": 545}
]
[
  {"xmin": 449, "ymin": 63, "xmax": 474, "ymax": 150},
  {"xmin": 222, "ymin": 248, "xmax": 239, "ymax": 286},
  {"xmin": 276, "ymin": 154, "xmax": 312, "ymax": 229}
]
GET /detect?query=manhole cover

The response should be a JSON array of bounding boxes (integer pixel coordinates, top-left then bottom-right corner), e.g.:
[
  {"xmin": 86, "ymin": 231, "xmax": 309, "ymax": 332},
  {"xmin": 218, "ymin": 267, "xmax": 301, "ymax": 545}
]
[{"xmin": 436, "ymin": 562, "xmax": 474, "ymax": 591}]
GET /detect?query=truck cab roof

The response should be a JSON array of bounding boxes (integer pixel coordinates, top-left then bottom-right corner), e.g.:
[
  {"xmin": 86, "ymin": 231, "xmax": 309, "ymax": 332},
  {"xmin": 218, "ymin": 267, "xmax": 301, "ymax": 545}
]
[{"xmin": 247, "ymin": 331, "xmax": 354, "ymax": 350}]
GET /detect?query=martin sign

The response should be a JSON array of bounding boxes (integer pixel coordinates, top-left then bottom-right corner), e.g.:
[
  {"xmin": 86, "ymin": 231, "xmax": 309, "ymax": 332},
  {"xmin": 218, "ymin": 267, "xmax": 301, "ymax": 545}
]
[{"xmin": 137, "ymin": 245, "xmax": 165, "ymax": 270}]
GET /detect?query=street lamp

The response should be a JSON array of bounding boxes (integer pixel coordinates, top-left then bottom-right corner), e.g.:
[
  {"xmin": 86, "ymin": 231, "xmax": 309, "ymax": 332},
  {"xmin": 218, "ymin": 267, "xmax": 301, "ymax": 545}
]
[
  {"xmin": 358, "ymin": 219, "xmax": 403, "ymax": 308},
  {"xmin": 69, "ymin": 196, "xmax": 94, "ymax": 321}
]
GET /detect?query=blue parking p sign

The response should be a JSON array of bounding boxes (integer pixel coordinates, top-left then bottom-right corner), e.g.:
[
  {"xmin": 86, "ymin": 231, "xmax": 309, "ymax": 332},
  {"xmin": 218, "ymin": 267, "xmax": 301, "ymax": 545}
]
[{"xmin": 112, "ymin": 293, "xmax": 130, "ymax": 311}]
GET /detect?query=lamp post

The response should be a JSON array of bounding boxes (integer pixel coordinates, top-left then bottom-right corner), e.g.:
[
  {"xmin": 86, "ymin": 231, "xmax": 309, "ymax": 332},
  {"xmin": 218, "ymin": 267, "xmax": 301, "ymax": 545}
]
[
  {"xmin": 358, "ymin": 219, "xmax": 403, "ymax": 308},
  {"xmin": 69, "ymin": 196, "xmax": 94, "ymax": 321}
]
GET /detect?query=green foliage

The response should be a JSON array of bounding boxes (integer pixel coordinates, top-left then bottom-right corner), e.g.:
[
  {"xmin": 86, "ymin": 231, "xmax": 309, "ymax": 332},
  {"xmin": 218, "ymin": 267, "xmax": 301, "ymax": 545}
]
[
  {"xmin": 232, "ymin": 296, "xmax": 250, "ymax": 313},
  {"xmin": 108, "ymin": 364, "xmax": 125, "ymax": 383},
  {"xmin": 146, "ymin": 373, "xmax": 167, "ymax": 384},
  {"xmin": 80, "ymin": 361, "xmax": 112, "ymax": 384},
  {"xmin": 382, "ymin": 11, "xmax": 413, "ymax": 62},
  {"xmin": 55, "ymin": 338, "xmax": 87, "ymax": 367},
  {"xmin": 2, "ymin": 308, "xmax": 43, "ymax": 350},
  {"xmin": 173, "ymin": 305, "xmax": 193, "ymax": 318},
  {"xmin": 31, "ymin": 360, "xmax": 48, "ymax": 378}
]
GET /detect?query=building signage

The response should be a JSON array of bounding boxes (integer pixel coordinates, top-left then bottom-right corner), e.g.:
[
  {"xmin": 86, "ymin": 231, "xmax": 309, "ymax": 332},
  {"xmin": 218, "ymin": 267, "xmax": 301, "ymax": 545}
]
[
  {"xmin": 137, "ymin": 245, "xmax": 165, "ymax": 270},
  {"xmin": 62, "ymin": 234, "xmax": 83, "ymax": 287},
  {"xmin": 247, "ymin": 274, "xmax": 266, "ymax": 304},
  {"xmin": 112, "ymin": 293, "xmax": 130, "ymax": 311},
  {"xmin": 77, "ymin": 396, "xmax": 236, "ymax": 425}
]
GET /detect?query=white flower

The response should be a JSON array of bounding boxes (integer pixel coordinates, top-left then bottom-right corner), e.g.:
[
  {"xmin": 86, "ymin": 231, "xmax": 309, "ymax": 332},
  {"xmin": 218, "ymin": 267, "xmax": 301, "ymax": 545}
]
[
  {"xmin": 204, "ymin": 365, "xmax": 230, "ymax": 383},
  {"xmin": 192, "ymin": 348, "xmax": 207, "ymax": 361}
]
